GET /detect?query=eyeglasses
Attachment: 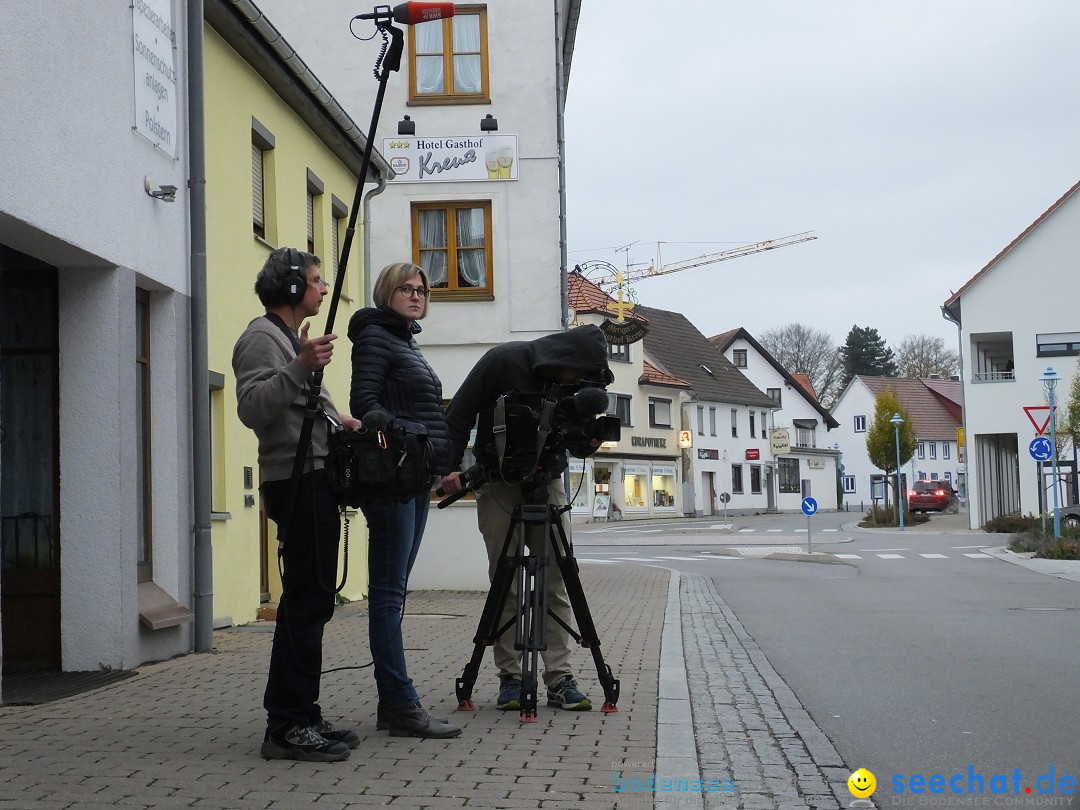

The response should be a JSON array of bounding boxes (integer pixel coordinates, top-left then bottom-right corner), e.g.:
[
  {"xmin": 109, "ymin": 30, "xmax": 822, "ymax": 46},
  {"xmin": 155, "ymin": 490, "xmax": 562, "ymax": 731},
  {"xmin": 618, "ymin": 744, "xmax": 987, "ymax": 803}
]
[{"xmin": 395, "ymin": 285, "xmax": 429, "ymax": 299}]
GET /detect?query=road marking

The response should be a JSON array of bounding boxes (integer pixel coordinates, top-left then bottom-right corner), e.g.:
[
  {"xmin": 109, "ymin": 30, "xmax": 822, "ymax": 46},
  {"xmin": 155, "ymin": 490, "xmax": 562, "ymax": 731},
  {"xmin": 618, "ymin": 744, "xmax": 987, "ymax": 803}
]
[
  {"xmin": 964, "ymin": 553, "xmax": 993, "ymax": 558},
  {"xmin": 919, "ymin": 553, "xmax": 949, "ymax": 558},
  {"xmin": 654, "ymin": 555, "xmax": 735, "ymax": 561},
  {"xmin": 822, "ymin": 528, "xmax": 839, "ymax": 533},
  {"xmin": 767, "ymin": 528, "xmax": 783, "ymax": 533},
  {"xmin": 578, "ymin": 559, "xmax": 616, "ymax": 564},
  {"xmin": 834, "ymin": 554, "xmax": 862, "ymax": 559},
  {"xmin": 953, "ymin": 545, "xmax": 986, "ymax": 549},
  {"xmin": 865, "ymin": 548, "xmax": 909, "ymax": 552},
  {"xmin": 877, "ymin": 554, "xmax": 905, "ymax": 559},
  {"xmin": 609, "ymin": 557, "xmax": 664, "ymax": 562},
  {"xmin": 738, "ymin": 528, "xmax": 756, "ymax": 533}
]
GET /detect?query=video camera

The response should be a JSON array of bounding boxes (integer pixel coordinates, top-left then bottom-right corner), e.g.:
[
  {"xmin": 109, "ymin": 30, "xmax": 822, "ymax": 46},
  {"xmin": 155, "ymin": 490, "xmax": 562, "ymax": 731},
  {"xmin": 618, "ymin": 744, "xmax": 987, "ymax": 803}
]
[{"xmin": 437, "ymin": 382, "xmax": 620, "ymax": 507}]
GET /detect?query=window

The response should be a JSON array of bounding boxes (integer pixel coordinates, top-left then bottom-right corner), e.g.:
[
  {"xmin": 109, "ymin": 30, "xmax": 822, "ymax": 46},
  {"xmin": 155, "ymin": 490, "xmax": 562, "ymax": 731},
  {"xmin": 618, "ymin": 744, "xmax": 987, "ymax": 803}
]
[
  {"xmin": 136, "ymin": 289, "xmax": 153, "ymax": 583},
  {"xmin": 854, "ymin": 415, "xmax": 867, "ymax": 433},
  {"xmin": 930, "ymin": 472, "xmax": 939, "ymax": 481},
  {"xmin": 409, "ymin": 6, "xmax": 489, "ymax": 103},
  {"xmin": 795, "ymin": 427, "xmax": 815, "ymax": 448},
  {"xmin": 918, "ymin": 471, "xmax": 927, "ymax": 481},
  {"xmin": 918, "ymin": 442, "xmax": 926, "ymax": 459},
  {"xmin": 330, "ymin": 194, "xmax": 348, "ymax": 298},
  {"xmin": 750, "ymin": 465, "xmax": 762, "ymax": 494},
  {"xmin": 842, "ymin": 475, "xmax": 856, "ymax": 494},
  {"xmin": 709, "ymin": 407, "xmax": 717, "ymax": 436},
  {"xmin": 251, "ymin": 118, "xmax": 275, "ymax": 241},
  {"xmin": 730, "ymin": 408, "xmax": 737, "ymax": 438},
  {"xmin": 778, "ymin": 457, "xmax": 800, "ymax": 493},
  {"xmin": 929, "ymin": 442, "xmax": 937, "ymax": 459},
  {"xmin": 607, "ymin": 393, "xmax": 632, "ymax": 427},
  {"xmin": 305, "ymin": 169, "xmax": 324, "ymax": 255},
  {"xmin": 412, "ymin": 201, "xmax": 493, "ymax": 299},
  {"xmin": 732, "ymin": 348, "xmax": 747, "ymax": 368},
  {"xmin": 649, "ymin": 398, "xmax": 672, "ymax": 428},
  {"xmin": 749, "ymin": 411, "xmax": 756, "ymax": 438},
  {"xmin": 944, "ymin": 471, "xmax": 953, "ymax": 484},
  {"xmin": 943, "ymin": 443, "xmax": 951, "ymax": 460},
  {"xmin": 609, "ymin": 342, "xmax": 630, "ymax": 363},
  {"xmin": 731, "ymin": 464, "xmax": 744, "ymax": 494},
  {"xmin": 767, "ymin": 388, "xmax": 781, "ymax": 406},
  {"xmin": 761, "ymin": 411, "xmax": 767, "ymax": 436},
  {"xmin": 1036, "ymin": 331, "xmax": 1080, "ymax": 358}
]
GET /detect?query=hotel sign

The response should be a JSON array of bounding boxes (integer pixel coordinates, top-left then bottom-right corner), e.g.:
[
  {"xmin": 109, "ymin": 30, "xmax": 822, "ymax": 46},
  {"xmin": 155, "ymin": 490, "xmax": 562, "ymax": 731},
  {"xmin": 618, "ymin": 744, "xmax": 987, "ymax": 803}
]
[{"xmin": 383, "ymin": 135, "xmax": 519, "ymax": 183}]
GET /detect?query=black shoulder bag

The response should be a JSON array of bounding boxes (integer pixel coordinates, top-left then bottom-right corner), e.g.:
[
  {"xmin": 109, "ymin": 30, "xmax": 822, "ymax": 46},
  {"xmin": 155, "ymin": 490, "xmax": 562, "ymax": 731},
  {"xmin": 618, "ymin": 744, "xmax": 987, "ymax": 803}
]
[{"xmin": 327, "ymin": 417, "xmax": 434, "ymax": 507}]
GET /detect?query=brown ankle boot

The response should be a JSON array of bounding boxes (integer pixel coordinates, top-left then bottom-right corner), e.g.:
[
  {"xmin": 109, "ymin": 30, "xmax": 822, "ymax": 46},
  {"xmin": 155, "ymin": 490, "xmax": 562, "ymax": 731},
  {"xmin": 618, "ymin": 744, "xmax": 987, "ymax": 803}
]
[{"xmin": 385, "ymin": 701, "xmax": 462, "ymax": 738}]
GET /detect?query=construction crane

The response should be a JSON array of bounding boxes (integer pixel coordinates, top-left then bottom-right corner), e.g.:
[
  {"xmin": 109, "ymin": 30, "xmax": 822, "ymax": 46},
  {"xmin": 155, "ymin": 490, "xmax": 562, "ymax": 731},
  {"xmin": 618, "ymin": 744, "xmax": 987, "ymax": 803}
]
[{"xmin": 575, "ymin": 231, "xmax": 816, "ymax": 291}]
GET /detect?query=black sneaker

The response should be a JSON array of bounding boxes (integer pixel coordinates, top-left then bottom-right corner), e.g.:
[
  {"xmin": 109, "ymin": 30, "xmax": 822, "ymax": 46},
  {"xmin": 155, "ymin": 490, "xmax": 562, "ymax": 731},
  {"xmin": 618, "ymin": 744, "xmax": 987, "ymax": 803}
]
[
  {"xmin": 313, "ymin": 719, "xmax": 360, "ymax": 749},
  {"xmin": 260, "ymin": 724, "xmax": 351, "ymax": 762},
  {"xmin": 546, "ymin": 676, "xmax": 592, "ymax": 710},
  {"xmin": 496, "ymin": 677, "xmax": 521, "ymax": 710}
]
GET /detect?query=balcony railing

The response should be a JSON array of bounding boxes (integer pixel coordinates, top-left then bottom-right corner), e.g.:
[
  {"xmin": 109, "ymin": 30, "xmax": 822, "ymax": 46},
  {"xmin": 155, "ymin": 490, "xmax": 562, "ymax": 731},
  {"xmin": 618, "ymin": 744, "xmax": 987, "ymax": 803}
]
[{"xmin": 972, "ymin": 371, "xmax": 1015, "ymax": 383}]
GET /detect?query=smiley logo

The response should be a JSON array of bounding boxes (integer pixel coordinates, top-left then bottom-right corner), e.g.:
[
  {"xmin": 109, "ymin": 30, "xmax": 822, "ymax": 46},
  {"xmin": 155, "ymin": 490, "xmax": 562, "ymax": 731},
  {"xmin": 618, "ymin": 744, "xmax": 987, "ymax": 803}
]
[{"xmin": 847, "ymin": 768, "xmax": 876, "ymax": 798}]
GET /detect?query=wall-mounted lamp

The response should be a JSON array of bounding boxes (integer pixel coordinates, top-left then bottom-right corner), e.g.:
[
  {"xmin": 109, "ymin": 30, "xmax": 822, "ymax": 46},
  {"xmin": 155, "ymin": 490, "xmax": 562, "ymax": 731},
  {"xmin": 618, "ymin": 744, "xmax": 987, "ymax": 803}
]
[
  {"xmin": 144, "ymin": 177, "xmax": 177, "ymax": 202},
  {"xmin": 397, "ymin": 115, "xmax": 415, "ymax": 135},
  {"xmin": 480, "ymin": 113, "xmax": 498, "ymax": 132}
]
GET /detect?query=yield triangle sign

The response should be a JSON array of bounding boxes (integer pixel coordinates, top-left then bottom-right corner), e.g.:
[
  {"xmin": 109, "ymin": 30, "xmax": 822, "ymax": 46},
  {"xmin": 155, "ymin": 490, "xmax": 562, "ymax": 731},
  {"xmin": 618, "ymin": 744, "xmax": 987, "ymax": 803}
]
[{"xmin": 1024, "ymin": 405, "xmax": 1056, "ymax": 436}]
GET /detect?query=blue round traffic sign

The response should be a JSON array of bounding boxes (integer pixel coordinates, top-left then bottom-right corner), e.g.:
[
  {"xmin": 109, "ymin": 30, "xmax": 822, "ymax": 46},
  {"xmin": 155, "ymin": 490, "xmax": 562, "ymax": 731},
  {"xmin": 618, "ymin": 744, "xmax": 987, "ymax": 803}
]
[
  {"xmin": 801, "ymin": 497, "xmax": 818, "ymax": 516},
  {"xmin": 1029, "ymin": 437, "xmax": 1054, "ymax": 462}
]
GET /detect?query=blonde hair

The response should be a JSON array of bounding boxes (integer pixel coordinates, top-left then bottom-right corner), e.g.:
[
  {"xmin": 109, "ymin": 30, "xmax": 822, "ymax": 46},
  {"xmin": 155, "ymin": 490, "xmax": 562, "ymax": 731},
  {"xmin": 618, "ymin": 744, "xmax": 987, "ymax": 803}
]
[{"xmin": 372, "ymin": 262, "xmax": 430, "ymax": 319}]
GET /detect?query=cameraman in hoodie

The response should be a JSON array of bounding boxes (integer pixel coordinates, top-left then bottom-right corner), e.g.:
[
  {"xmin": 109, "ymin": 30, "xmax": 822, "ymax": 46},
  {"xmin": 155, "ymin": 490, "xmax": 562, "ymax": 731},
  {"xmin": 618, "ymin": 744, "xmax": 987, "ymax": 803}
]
[{"xmin": 441, "ymin": 325, "xmax": 612, "ymax": 713}]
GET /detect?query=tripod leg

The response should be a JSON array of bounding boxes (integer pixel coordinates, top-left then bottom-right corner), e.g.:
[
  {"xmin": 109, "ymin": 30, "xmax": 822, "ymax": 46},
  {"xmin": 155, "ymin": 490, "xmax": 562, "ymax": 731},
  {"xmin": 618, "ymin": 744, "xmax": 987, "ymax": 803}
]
[
  {"xmin": 548, "ymin": 508, "xmax": 621, "ymax": 713},
  {"xmin": 515, "ymin": 552, "xmax": 546, "ymax": 723},
  {"xmin": 455, "ymin": 515, "xmax": 521, "ymax": 710}
]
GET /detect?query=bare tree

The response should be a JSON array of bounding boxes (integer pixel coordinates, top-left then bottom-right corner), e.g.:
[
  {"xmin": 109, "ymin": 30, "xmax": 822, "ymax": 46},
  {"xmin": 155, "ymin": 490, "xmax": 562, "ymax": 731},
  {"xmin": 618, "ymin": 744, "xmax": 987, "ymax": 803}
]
[
  {"xmin": 894, "ymin": 334, "xmax": 960, "ymax": 379},
  {"xmin": 759, "ymin": 322, "xmax": 843, "ymax": 407}
]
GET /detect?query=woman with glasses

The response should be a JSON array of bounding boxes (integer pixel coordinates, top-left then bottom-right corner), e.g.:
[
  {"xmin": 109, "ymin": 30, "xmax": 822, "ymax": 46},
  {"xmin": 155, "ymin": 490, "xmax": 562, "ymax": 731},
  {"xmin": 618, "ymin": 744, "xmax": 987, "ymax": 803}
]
[{"xmin": 347, "ymin": 262, "xmax": 460, "ymax": 739}]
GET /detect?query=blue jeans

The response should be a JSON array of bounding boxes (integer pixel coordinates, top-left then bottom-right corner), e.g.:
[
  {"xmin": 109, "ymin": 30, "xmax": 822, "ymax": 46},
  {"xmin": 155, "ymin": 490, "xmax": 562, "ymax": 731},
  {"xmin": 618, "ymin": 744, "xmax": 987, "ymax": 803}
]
[{"xmin": 361, "ymin": 494, "xmax": 429, "ymax": 708}]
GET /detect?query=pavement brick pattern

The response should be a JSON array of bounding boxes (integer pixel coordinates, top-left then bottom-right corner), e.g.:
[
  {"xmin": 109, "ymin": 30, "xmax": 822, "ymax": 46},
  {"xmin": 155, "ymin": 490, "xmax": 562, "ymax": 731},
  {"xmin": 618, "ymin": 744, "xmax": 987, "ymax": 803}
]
[{"xmin": 0, "ymin": 565, "xmax": 668, "ymax": 810}]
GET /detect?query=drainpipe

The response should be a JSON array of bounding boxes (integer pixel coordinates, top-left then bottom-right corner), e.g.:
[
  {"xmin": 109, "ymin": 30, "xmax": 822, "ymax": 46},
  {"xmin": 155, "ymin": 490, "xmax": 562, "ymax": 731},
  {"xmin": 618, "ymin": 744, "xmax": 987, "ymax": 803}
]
[
  {"xmin": 188, "ymin": 0, "xmax": 214, "ymax": 652},
  {"xmin": 554, "ymin": 0, "xmax": 571, "ymax": 331},
  {"xmin": 362, "ymin": 178, "xmax": 388, "ymax": 307}
]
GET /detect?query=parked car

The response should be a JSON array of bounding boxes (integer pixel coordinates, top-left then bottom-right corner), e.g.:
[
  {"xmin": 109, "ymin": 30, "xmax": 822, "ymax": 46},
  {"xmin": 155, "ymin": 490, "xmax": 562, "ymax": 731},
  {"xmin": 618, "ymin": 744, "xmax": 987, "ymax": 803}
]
[{"xmin": 908, "ymin": 481, "xmax": 960, "ymax": 513}]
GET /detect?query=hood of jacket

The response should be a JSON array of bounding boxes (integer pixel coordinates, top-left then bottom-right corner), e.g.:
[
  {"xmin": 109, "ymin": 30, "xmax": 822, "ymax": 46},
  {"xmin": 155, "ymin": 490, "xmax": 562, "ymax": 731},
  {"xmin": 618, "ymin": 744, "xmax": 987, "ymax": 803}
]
[{"xmin": 529, "ymin": 324, "xmax": 613, "ymax": 383}]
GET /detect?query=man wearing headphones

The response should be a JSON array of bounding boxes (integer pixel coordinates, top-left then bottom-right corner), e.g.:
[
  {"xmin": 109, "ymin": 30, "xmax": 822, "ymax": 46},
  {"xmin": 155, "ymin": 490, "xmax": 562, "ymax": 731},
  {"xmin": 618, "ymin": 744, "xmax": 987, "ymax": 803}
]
[{"xmin": 233, "ymin": 247, "xmax": 361, "ymax": 761}]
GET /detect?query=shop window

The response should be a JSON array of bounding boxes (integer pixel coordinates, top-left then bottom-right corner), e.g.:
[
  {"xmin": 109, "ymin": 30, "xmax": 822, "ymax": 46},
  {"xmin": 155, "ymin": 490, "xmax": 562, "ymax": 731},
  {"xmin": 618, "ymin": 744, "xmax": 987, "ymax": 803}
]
[
  {"xmin": 623, "ymin": 466, "xmax": 650, "ymax": 510},
  {"xmin": 652, "ymin": 467, "xmax": 676, "ymax": 509}
]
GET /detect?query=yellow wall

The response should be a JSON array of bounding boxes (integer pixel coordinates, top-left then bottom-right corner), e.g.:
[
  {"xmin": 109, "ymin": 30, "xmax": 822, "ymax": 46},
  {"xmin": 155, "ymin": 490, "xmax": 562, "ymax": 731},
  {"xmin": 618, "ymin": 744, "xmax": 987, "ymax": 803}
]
[{"xmin": 204, "ymin": 24, "xmax": 368, "ymax": 625}]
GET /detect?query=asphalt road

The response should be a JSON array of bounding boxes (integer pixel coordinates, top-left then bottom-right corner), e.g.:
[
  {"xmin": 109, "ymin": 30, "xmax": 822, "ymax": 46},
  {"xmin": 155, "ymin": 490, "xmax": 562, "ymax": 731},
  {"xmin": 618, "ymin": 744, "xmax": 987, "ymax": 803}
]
[{"xmin": 575, "ymin": 512, "xmax": 1080, "ymax": 807}]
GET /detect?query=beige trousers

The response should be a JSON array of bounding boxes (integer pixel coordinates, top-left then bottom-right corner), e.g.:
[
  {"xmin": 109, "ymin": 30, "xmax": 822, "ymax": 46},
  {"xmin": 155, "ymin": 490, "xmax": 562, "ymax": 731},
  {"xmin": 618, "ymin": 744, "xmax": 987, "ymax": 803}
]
[{"xmin": 475, "ymin": 477, "xmax": 576, "ymax": 688}]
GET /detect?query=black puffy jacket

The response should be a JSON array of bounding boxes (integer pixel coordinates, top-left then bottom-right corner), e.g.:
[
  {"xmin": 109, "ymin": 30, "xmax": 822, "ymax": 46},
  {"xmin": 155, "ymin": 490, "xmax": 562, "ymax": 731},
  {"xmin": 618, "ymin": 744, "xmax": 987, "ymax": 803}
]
[{"xmin": 347, "ymin": 306, "xmax": 452, "ymax": 475}]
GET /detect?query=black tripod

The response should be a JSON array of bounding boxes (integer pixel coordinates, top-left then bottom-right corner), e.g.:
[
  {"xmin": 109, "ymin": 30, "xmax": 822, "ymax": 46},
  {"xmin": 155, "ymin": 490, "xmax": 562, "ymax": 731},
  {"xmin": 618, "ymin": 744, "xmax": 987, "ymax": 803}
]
[{"xmin": 453, "ymin": 480, "xmax": 621, "ymax": 721}]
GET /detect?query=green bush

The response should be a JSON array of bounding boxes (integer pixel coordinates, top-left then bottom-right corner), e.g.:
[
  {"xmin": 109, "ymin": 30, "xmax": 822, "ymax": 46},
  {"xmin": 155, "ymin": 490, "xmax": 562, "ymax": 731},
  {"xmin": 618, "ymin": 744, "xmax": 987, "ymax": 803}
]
[{"xmin": 984, "ymin": 514, "xmax": 1041, "ymax": 533}]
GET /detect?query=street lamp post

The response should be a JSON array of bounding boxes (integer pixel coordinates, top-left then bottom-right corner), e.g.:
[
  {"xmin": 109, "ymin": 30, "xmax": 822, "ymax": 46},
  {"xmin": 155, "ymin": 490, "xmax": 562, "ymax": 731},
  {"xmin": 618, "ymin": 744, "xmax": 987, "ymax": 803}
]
[
  {"xmin": 1041, "ymin": 366, "xmax": 1061, "ymax": 538},
  {"xmin": 890, "ymin": 413, "xmax": 905, "ymax": 531}
]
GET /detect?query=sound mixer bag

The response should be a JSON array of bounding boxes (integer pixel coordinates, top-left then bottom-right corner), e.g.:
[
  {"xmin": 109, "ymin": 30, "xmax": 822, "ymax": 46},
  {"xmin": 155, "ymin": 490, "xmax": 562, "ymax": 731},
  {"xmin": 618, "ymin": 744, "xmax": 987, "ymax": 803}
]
[{"xmin": 327, "ymin": 418, "xmax": 434, "ymax": 507}]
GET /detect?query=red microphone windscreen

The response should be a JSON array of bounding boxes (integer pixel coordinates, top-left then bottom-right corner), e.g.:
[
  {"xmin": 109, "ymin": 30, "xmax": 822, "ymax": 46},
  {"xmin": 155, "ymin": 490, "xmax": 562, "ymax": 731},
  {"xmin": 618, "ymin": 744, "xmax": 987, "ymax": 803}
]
[{"xmin": 392, "ymin": 2, "xmax": 455, "ymax": 25}]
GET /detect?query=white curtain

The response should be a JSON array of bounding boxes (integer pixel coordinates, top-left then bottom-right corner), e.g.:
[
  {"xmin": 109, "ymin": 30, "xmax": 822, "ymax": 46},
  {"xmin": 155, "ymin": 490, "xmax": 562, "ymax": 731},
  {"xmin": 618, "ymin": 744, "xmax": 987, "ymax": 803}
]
[
  {"xmin": 456, "ymin": 207, "xmax": 486, "ymax": 287},
  {"xmin": 452, "ymin": 15, "xmax": 481, "ymax": 93},
  {"xmin": 414, "ymin": 20, "xmax": 444, "ymax": 94},
  {"xmin": 418, "ymin": 209, "xmax": 448, "ymax": 287}
]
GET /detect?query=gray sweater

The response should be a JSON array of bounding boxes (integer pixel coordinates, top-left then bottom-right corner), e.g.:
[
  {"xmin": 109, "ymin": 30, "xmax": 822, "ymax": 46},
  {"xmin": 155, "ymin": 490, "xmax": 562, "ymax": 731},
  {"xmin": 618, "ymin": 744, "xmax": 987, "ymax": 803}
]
[{"xmin": 232, "ymin": 315, "xmax": 344, "ymax": 483}]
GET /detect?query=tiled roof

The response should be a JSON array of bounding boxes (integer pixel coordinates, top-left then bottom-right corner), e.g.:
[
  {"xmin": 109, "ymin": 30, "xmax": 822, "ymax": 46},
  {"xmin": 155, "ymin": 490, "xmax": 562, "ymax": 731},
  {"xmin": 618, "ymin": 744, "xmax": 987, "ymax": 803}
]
[
  {"xmin": 640, "ymin": 359, "xmax": 692, "ymax": 388},
  {"xmin": 637, "ymin": 306, "xmax": 775, "ymax": 408},
  {"xmin": 919, "ymin": 377, "xmax": 963, "ymax": 421},
  {"xmin": 858, "ymin": 376, "xmax": 961, "ymax": 440},
  {"xmin": 567, "ymin": 271, "xmax": 648, "ymax": 322},
  {"xmin": 792, "ymin": 373, "xmax": 817, "ymax": 399}
]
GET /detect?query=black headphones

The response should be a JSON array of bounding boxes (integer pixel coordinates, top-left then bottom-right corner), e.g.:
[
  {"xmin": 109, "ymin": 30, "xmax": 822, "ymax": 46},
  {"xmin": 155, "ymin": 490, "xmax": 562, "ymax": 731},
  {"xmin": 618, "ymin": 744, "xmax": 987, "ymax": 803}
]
[{"xmin": 281, "ymin": 247, "xmax": 307, "ymax": 306}]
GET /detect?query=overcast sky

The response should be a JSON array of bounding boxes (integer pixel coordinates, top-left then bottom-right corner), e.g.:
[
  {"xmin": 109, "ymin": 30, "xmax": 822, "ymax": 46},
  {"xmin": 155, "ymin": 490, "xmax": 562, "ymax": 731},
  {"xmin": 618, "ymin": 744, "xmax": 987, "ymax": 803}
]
[{"xmin": 563, "ymin": 1, "xmax": 1080, "ymax": 352}]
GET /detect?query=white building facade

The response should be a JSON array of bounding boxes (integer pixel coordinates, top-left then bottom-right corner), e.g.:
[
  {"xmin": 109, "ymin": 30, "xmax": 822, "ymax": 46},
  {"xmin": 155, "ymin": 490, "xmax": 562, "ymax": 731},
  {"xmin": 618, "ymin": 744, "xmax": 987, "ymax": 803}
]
[
  {"xmin": 1, "ymin": 1, "xmax": 195, "ymax": 683},
  {"xmin": 943, "ymin": 179, "xmax": 1080, "ymax": 528},
  {"xmin": 711, "ymin": 328, "xmax": 841, "ymax": 511}
]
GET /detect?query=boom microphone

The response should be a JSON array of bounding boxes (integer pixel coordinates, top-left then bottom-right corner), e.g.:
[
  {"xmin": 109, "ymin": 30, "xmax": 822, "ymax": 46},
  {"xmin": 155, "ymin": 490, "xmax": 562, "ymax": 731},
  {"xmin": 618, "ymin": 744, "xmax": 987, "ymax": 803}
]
[
  {"xmin": 355, "ymin": 2, "xmax": 455, "ymax": 24},
  {"xmin": 393, "ymin": 1, "xmax": 454, "ymax": 24}
]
